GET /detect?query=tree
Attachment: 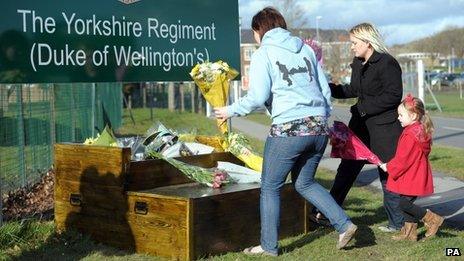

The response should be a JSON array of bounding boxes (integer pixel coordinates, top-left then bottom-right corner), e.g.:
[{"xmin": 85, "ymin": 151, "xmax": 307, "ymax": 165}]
[{"xmin": 271, "ymin": 0, "xmax": 309, "ymax": 30}]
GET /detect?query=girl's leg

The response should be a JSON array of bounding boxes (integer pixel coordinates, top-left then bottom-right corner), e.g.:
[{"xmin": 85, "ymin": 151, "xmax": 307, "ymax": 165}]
[
  {"xmin": 379, "ymin": 168, "xmax": 404, "ymax": 230},
  {"xmin": 399, "ymin": 196, "xmax": 426, "ymax": 222}
]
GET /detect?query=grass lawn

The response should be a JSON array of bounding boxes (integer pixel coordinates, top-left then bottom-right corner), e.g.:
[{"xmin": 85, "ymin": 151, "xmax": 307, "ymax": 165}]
[
  {"xmin": 2, "ymin": 108, "xmax": 463, "ymax": 260},
  {"xmin": 245, "ymin": 112, "xmax": 464, "ymax": 181},
  {"xmin": 1, "ymin": 168, "xmax": 463, "ymax": 260},
  {"xmin": 425, "ymin": 91, "xmax": 464, "ymax": 118},
  {"xmin": 429, "ymin": 145, "xmax": 464, "ymax": 180}
]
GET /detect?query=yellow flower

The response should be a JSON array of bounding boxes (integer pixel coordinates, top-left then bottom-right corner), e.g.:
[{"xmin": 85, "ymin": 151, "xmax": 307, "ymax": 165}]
[{"xmin": 190, "ymin": 61, "xmax": 238, "ymax": 134}]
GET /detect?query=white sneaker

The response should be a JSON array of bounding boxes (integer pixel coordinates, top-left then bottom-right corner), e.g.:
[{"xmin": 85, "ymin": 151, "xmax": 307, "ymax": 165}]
[
  {"xmin": 337, "ymin": 223, "xmax": 358, "ymax": 249},
  {"xmin": 378, "ymin": 225, "xmax": 399, "ymax": 233},
  {"xmin": 243, "ymin": 245, "xmax": 277, "ymax": 256}
]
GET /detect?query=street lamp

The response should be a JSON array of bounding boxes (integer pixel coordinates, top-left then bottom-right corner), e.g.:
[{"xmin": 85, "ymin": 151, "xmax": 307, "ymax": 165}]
[{"xmin": 316, "ymin": 16, "xmax": 322, "ymax": 43}]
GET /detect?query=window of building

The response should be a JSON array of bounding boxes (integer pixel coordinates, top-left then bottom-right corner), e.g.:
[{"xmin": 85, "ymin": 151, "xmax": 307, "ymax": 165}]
[
  {"xmin": 244, "ymin": 48, "xmax": 254, "ymax": 61},
  {"xmin": 244, "ymin": 65, "xmax": 250, "ymax": 76}
]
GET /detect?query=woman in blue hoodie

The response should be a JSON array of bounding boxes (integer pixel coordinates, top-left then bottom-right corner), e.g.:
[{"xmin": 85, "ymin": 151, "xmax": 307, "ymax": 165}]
[{"xmin": 214, "ymin": 7, "xmax": 357, "ymax": 255}]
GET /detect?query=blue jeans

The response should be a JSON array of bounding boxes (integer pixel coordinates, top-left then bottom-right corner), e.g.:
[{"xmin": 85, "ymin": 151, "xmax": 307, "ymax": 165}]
[{"xmin": 260, "ymin": 135, "xmax": 353, "ymax": 255}]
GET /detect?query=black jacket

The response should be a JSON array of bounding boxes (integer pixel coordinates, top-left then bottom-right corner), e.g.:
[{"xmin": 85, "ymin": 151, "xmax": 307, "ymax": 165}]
[{"xmin": 330, "ymin": 51, "xmax": 403, "ymax": 162}]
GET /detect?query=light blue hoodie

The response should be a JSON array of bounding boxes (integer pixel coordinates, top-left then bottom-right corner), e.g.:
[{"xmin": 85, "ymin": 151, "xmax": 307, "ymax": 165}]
[{"xmin": 227, "ymin": 28, "xmax": 332, "ymax": 124}]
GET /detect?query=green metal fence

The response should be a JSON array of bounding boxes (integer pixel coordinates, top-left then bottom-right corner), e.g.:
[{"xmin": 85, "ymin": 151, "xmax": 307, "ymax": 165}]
[{"xmin": 0, "ymin": 83, "xmax": 122, "ymax": 193}]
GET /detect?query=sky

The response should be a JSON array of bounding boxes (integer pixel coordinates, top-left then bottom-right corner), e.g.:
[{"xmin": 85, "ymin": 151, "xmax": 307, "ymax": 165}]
[{"xmin": 238, "ymin": 0, "xmax": 464, "ymax": 45}]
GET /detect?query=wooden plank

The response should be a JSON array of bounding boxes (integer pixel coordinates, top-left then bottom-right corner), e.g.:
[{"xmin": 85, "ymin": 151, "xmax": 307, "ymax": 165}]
[
  {"xmin": 187, "ymin": 199, "xmax": 194, "ymax": 261},
  {"xmin": 54, "ymin": 178, "xmax": 128, "ymax": 229},
  {"xmin": 126, "ymin": 194, "xmax": 189, "ymax": 260},
  {"xmin": 126, "ymin": 195, "xmax": 188, "ymax": 227},
  {"xmin": 127, "ymin": 159, "xmax": 193, "ymax": 191},
  {"xmin": 54, "ymin": 143, "xmax": 131, "ymax": 186},
  {"xmin": 54, "ymin": 179, "xmax": 126, "ymax": 204},
  {"xmin": 56, "ymin": 210, "xmax": 136, "ymax": 251}
]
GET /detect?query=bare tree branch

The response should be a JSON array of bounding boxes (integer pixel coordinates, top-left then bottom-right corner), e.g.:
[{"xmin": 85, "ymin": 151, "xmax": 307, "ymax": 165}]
[{"xmin": 271, "ymin": 0, "xmax": 309, "ymax": 29}]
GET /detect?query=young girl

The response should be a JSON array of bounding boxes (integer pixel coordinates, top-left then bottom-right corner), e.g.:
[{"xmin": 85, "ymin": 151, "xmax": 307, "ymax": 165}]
[{"xmin": 379, "ymin": 94, "xmax": 444, "ymax": 241}]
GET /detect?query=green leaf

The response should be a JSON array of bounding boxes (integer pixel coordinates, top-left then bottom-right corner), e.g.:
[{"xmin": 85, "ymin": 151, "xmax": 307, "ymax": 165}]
[{"xmin": 93, "ymin": 125, "xmax": 117, "ymax": 146}]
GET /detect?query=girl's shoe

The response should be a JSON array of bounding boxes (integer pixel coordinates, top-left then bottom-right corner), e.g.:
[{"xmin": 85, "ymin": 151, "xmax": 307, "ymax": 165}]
[
  {"xmin": 243, "ymin": 245, "xmax": 277, "ymax": 256},
  {"xmin": 392, "ymin": 222, "xmax": 417, "ymax": 241},
  {"xmin": 422, "ymin": 209, "xmax": 444, "ymax": 238}
]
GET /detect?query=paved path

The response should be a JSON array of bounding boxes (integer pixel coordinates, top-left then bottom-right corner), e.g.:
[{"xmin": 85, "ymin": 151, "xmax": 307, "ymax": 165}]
[{"xmin": 231, "ymin": 116, "xmax": 464, "ymax": 229}]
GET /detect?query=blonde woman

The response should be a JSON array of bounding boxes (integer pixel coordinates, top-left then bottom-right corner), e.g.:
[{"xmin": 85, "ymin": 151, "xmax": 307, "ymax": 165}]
[{"xmin": 313, "ymin": 23, "xmax": 404, "ymax": 232}]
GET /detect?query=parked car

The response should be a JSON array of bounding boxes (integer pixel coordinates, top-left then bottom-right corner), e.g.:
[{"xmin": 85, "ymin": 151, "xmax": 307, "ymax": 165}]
[
  {"xmin": 431, "ymin": 73, "xmax": 461, "ymax": 87},
  {"xmin": 452, "ymin": 73, "xmax": 464, "ymax": 85}
]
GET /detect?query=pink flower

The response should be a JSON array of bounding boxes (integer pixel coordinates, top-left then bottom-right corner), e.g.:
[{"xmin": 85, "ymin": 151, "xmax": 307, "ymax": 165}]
[
  {"xmin": 302, "ymin": 38, "xmax": 323, "ymax": 63},
  {"xmin": 214, "ymin": 175, "xmax": 223, "ymax": 183}
]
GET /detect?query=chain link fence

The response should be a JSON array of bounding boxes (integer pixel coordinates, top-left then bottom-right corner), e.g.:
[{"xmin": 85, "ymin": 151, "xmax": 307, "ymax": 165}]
[{"xmin": 0, "ymin": 83, "xmax": 122, "ymax": 194}]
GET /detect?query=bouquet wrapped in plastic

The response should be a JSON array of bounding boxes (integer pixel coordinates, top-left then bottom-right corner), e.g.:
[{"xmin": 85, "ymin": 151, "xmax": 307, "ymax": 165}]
[
  {"xmin": 190, "ymin": 60, "xmax": 239, "ymax": 134},
  {"xmin": 179, "ymin": 132, "xmax": 263, "ymax": 172},
  {"xmin": 146, "ymin": 151, "xmax": 231, "ymax": 188},
  {"xmin": 225, "ymin": 132, "xmax": 263, "ymax": 172},
  {"xmin": 303, "ymin": 38, "xmax": 323, "ymax": 63},
  {"xmin": 329, "ymin": 121, "xmax": 382, "ymax": 165},
  {"xmin": 83, "ymin": 125, "xmax": 118, "ymax": 147}
]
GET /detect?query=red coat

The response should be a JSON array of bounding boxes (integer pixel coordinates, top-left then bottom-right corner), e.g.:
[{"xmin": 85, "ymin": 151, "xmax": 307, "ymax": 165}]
[{"xmin": 386, "ymin": 122, "xmax": 434, "ymax": 196}]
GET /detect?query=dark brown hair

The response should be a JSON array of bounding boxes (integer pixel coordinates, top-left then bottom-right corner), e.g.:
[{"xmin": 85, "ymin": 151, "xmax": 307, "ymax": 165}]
[{"xmin": 251, "ymin": 7, "xmax": 287, "ymax": 40}]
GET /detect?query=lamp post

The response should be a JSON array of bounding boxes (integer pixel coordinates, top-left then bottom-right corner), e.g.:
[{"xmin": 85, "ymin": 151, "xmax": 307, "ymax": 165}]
[{"xmin": 316, "ymin": 16, "xmax": 322, "ymax": 43}]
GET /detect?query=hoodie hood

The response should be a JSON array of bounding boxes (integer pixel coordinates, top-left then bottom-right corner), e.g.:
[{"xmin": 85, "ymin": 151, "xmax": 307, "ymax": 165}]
[
  {"xmin": 406, "ymin": 122, "xmax": 432, "ymax": 155},
  {"xmin": 261, "ymin": 27, "xmax": 303, "ymax": 53}
]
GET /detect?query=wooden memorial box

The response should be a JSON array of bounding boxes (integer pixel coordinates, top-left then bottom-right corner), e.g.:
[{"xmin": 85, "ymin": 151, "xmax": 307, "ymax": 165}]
[{"xmin": 54, "ymin": 143, "xmax": 311, "ymax": 260}]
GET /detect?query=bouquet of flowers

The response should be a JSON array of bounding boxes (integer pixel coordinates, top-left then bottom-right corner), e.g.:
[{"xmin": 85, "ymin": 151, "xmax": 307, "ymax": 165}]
[
  {"xmin": 225, "ymin": 132, "xmax": 263, "ymax": 172},
  {"xmin": 190, "ymin": 60, "xmax": 239, "ymax": 134},
  {"xmin": 303, "ymin": 38, "xmax": 323, "ymax": 64},
  {"xmin": 146, "ymin": 151, "xmax": 231, "ymax": 188},
  {"xmin": 329, "ymin": 121, "xmax": 382, "ymax": 165},
  {"xmin": 83, "ymin": 125, "xmax": 118, "ymax": 147}
]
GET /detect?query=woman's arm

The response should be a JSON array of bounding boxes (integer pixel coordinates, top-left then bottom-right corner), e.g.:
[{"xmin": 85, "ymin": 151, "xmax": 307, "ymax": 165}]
[
  {"xmin": 226, "ymin": 51, "xmax": 272, "ymax": 117},
  {"xmin": 330, "ymin": 82, "xmax": 358, "ymax": 99},
  {"xmin": 330, "ymin": 59, "xmax": 359, "ymax": 99}
]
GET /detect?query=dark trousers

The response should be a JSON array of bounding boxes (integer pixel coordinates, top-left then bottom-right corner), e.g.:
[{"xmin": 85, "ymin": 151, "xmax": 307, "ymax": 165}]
[
  {"xmin": 399, "ymin": 195, "xmax": 427, "ymax": 223},
  {"xmin": 329, "ymin": 159, "xmax": 404, "ymax": 229}
]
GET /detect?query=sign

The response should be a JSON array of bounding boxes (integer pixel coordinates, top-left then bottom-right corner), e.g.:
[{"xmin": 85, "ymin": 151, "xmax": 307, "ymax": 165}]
[{"xmin": 0, "ymin": 0, "xmax": 240, "ymax": 83}]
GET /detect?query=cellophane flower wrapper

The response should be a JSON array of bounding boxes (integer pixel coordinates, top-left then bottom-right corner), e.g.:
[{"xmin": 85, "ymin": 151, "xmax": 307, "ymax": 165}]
[
  {"xmin": 329, "ymin": 121, "xmax": 382, "ymax": 165},
  {"xmin": 190, "ymin": 61, "xmax": 239, "ymax": 134},
  {"xmin": 223, "ymin": 132, "xmax": 263, "ymax": 172},
  {"xmin": 146, "ymin": 151, "xmax": 232, "ymax": 188},
  {"xmin": 83, "ymin": 125, "xmax": 118, "ymax": 147}
]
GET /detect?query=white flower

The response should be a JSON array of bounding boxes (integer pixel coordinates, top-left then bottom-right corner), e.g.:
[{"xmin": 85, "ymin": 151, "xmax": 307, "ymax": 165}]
[{"xmin": 191, "ymin": 61, "xmax": 233, "ymax": 83}]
